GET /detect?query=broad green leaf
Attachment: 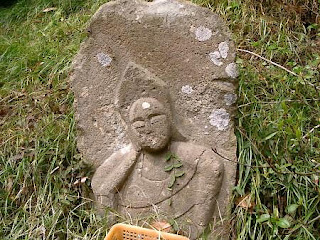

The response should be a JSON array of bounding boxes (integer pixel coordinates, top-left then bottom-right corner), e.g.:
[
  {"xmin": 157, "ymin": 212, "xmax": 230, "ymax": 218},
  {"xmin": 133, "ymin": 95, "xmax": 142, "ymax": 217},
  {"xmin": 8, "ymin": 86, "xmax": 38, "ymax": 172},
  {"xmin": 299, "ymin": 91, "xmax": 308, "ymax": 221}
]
[
  {"xmin": 164, "ymin": 164, "xmax": 174, "ymax": 172},
  {"xmin": 168, "ymin": 175, "xmax": 176, "ymax": 188},
  {"xmin": 257, "ymin": 214, "xmax": 270, "ymax": 223},
  {"xmin": 276, "ymin": 218, "xmax": 290, "ymax": 228},
  {"xmin": 173, "ymin": 162, "xmax": 183, "ymax": 168},
  {"xmin": 173, "ymin": 154, "xmax": 179, "ymax": 160},
  {"xmin": 175, "ymin": 171, "xmax": 185, "ymax": 177},
  {"xmin": 165, "ymin": 153, "xmax": 172, "ymax": 161},
  {"xmin": 287, "ymin": 204, "xmax": 299, "ymax": 214}
]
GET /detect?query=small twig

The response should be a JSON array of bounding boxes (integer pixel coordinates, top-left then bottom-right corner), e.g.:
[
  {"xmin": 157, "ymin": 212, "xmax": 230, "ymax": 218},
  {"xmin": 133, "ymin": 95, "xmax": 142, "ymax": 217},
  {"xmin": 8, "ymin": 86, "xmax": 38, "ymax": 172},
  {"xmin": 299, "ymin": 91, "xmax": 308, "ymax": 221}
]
[
  {"xmin": 49, "ymin": 166, "xmax": 60, "ymax": 174},
  {"xmin": 238, "ymin": 98, "xmax": 320, "ymax": 108},
  {"xmin": 302, "ymin": 124, "xmax": 320, "ymax": 140},
  {"xmin": 211, "ymin": 147, "xmax": 268, "ymax": 169},
  {"xmin": 309, "ymin": 214, "xmax": 320, "ymax": 224},
  {"xmin": 291, "ymin": 124, "xmax": 320, "ymax": 149},
  {"xmin": 237, "ymin": 48, "xmax": 298, "ymax": 76},
  {"xmin": 237, "ymin": 48, "xmax": 320, "ymax": 91}
]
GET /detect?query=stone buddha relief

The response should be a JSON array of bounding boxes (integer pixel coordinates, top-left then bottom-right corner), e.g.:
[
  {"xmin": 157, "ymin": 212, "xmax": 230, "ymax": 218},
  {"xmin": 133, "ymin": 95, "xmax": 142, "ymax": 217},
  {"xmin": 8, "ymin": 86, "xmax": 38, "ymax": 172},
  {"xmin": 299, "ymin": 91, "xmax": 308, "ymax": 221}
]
[
  {"xmin": 71, "ymin": 1, "xmax": 239, "ymax": 238},
  {"xmin": 91, "ymin": 63, "xmax": 224, "ymax": 239}
]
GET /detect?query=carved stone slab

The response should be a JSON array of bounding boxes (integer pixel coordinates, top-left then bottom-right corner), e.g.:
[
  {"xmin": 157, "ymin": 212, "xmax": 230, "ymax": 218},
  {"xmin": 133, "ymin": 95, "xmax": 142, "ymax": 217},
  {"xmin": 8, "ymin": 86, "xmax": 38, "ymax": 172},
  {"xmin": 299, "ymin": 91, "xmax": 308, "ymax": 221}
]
[{"xmin": 71, "ymin": 0, "xmax": 238, "ymax": 238}]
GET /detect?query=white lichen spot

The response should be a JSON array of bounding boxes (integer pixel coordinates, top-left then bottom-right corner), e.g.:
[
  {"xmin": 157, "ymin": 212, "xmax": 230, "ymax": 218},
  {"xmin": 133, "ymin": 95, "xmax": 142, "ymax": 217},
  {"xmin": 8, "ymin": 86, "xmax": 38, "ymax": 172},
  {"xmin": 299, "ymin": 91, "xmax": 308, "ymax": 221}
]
[
  {"xmin": 225, "ymin": 63, "xmax": 239, "ymax": 78},
  {"xmin": 148, "ymin": 0, "xmax": 186, "ymax": 16},
  {"xmin": 224, "ymin": 93, "xmax": 237, "ymax": 106},
  {"xmin": 181, "ymin": 85, "xmax": 194, "ymax": 94},
  {"xmin": 218, "ymin": 41, "xmax": 229, "ymax": 59},
  {"xmin": 142, "ymin": 102, "xmax": 151, "ymax": 109},
  {"xmin": 209, "ymin": 108, "xmax": 230, "ymax": 131},
  {"xmin": 195, "ymin": 26, "xmax": 212, "ymax": 41},
  {"xmin": 120, "ymin": 144, "xmax": 132, "ymax": 155},
  {"xmin": 209, "ymin": 51, "xmax": 223, "ymax": 66},
  {"xmin": 96, "ymin": 52, "xmax": 112, "ymax": 67}
]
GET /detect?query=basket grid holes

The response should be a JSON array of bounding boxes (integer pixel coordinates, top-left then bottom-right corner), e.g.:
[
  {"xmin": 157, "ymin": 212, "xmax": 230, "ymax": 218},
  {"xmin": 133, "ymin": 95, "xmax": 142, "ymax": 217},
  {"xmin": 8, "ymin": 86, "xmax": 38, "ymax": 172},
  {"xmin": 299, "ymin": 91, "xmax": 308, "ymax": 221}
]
[{"xmin": 122, "ymin": 230, "xmax": 159, "ymax": 240}]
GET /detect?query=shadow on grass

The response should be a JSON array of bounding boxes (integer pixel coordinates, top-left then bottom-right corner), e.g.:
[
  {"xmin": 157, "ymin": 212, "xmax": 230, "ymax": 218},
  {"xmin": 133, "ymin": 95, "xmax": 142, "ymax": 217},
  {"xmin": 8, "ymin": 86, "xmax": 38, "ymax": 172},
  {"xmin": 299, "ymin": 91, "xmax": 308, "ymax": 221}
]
[{"xmin": 0, "ymin": 0, "xmax": 18, "ymax": 8}]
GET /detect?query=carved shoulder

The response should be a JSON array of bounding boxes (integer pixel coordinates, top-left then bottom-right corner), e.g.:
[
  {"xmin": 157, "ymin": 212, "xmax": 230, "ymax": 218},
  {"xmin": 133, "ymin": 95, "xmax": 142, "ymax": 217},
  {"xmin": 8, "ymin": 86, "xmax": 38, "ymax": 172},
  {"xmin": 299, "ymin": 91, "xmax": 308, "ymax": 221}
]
[
  {"xmin": 91, "ymin": 145, "xmax": 139, "ymax": 193},
  {"xmin": 170, "ymin": 141, "xmax": 206, "ymax": 163},
  {"xmin": 170, "ymin": 141, "xmax": 224, "ymax": 179}
]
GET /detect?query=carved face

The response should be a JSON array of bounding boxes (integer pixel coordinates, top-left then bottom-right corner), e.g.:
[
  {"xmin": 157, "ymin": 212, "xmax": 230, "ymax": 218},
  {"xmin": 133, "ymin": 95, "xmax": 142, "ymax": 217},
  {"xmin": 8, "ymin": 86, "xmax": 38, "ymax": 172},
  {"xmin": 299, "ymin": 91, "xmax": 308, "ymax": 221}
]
[{"xmin": 128, "ymin": 98, "xmax": 170, "ymax": 152}]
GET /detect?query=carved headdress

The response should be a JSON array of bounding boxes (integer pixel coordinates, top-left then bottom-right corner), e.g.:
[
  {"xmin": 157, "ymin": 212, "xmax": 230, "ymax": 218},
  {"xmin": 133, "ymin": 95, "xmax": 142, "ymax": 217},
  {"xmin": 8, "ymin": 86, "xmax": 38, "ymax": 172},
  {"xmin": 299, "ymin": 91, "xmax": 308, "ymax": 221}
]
[
  {"xmin": 115, "ymin": 62, "xmax": 172, "ymax": 123},
  {"xmin": 115, "ymin": 62, "xmax": 186, "ymax": 142}
]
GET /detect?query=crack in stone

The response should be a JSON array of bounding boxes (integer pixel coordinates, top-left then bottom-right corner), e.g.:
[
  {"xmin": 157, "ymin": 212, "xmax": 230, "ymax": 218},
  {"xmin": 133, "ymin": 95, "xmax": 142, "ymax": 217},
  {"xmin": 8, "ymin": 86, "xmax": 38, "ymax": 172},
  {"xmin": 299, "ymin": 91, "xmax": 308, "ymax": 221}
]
[{"xmin": 173, "ymin": 199, "xmax": 206, "ymax": 220}]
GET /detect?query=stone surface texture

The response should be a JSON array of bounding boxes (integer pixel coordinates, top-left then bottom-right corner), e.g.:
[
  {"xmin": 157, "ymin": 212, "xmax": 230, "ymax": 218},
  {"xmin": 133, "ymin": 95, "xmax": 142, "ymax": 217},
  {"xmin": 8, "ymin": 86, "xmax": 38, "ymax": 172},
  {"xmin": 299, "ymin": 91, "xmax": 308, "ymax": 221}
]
[{"xmin": 71, "ymin": 0, "xmax": 238, "ymax": 239}]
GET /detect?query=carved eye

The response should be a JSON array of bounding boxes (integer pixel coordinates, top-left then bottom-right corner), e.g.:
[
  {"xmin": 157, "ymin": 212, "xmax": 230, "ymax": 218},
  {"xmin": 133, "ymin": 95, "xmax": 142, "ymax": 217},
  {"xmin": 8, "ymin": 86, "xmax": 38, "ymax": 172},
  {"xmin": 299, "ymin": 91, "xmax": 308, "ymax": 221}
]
[
  {"xmin": 150, "ymin": 115, "xmax": 166, "ymax": 125},
  {"xmin": 132, "ymin": 121, "xmax": 145, "ymax": 129}
]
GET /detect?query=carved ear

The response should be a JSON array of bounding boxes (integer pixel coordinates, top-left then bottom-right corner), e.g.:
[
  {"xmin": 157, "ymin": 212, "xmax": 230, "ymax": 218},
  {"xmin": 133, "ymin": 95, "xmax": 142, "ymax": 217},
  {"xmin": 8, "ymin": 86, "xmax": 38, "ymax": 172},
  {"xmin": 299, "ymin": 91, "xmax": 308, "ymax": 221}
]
[{"xmin": 115, "ymin": 62, "xmax": 172, "ymax": 123}]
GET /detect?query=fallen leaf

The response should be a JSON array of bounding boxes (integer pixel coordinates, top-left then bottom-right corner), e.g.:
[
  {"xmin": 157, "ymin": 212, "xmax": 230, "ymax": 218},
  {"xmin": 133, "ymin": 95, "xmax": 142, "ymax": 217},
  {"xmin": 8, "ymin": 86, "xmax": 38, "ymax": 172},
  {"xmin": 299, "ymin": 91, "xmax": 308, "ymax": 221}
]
[
  {"xmin": 151, "ymin": 221, "xmax": 173, "ymax": 233},
  {"xmin": 9, "ymin": 153, "xmax": 24, "ymax": 161},
  {"xmin": 0, "ymin": 107, "xmax": 9, "ymax": 117},
  {"xmin": 42, "ymin": 7, "xmax": 57, "ymax": 13},
  {"xmin": 34, "ymin": 225, "xmax": 46, "ymax": 238},
  {"xmin": 235, "ymin": 194, "xmax": 255, "ymax": 210},
  {"xmin": 5, "ymin": 177, "xmax": 13, "ymax": 193}
]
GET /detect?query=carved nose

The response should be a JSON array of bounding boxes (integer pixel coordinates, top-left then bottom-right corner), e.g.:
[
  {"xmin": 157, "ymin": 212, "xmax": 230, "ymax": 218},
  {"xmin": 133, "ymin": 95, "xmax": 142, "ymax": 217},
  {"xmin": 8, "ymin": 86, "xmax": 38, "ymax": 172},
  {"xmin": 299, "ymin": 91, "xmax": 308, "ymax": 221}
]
[
  {"xmin": 144, "ymin": 127, "xmax": 152, "ymax": 134},
  {"xmin": 144, "ymin": 122, "xmax": 152, "ymax": 133}
]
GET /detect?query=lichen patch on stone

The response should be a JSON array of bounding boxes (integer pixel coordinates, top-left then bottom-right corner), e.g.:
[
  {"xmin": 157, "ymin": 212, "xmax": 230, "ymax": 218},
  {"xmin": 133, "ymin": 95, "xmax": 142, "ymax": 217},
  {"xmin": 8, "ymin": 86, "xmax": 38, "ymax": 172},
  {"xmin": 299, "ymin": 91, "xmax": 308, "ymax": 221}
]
[
  {"xmin": 225, "ymin": 63, "xmax": 238, "ymax": 78},
  {"xmin": 224, "ymin": 93, "xmax": 237, "ymax": 106},
  {"xmin": 96, "ymin": 53, "xmax": 112, "ymax": 67},
  {"xmin": 142, "ymin": 102, "xmax": 151, "ymax": 109},
  {"xmin": 120, "ymin": 144, "xmax": 132, "ymax": 155},
  {"xmin": 181, "ymin": 85, "xmax": 194, "ymax": 94},
  {"xmin": 218, "ymin": 41, "xmax": 229, "ymax": 59},
  {"xmin": 195, "ymin": 26, "xmax": 212, "ymax": 41},
  {"xmin": 209, "ymin": 51, "xmax": 223, "ymax": 66},
  {"xmin": 209, "ymin": 108, "xmax": 230, "ymax": 130},
  {"xmin": 147, "ymin": 0, "xmax": 186, "ymax": 16}
]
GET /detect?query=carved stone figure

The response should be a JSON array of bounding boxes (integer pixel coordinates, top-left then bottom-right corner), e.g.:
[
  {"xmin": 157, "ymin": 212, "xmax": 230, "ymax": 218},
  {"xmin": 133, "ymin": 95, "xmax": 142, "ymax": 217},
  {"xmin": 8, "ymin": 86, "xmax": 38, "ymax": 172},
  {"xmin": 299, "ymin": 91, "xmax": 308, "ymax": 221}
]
[
  {"xmin": 71, "ymin": 0, "xmax": 238, "ymax": 238},
  {"xmin": 92, "ymin": 93, "xmax": 224, "ymax": 238}
]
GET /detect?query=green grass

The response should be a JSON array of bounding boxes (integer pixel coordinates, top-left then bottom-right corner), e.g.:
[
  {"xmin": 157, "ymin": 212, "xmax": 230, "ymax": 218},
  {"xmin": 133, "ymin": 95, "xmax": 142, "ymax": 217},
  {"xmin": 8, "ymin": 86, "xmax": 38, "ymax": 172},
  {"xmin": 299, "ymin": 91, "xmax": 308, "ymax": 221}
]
[{"xmin": 1, "ymin": 0, "xmax": 319, "ymax": 239}]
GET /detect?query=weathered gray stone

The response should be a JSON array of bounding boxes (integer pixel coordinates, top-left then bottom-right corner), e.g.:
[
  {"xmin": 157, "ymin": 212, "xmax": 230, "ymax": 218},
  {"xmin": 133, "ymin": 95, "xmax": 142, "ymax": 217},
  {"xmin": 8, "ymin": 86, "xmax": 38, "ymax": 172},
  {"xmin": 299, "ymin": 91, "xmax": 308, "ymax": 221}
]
[{"xmin": 71, "ymin": 0, "xmax": 238, "ymax": 239}]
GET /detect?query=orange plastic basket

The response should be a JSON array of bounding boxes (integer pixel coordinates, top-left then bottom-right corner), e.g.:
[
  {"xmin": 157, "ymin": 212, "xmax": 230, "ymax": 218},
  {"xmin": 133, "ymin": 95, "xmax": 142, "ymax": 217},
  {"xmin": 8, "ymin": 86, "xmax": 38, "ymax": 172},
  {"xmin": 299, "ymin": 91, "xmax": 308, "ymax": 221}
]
[{"xmin": 104, "ymin": 223, "xmax": 189, "ymax": 240}]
